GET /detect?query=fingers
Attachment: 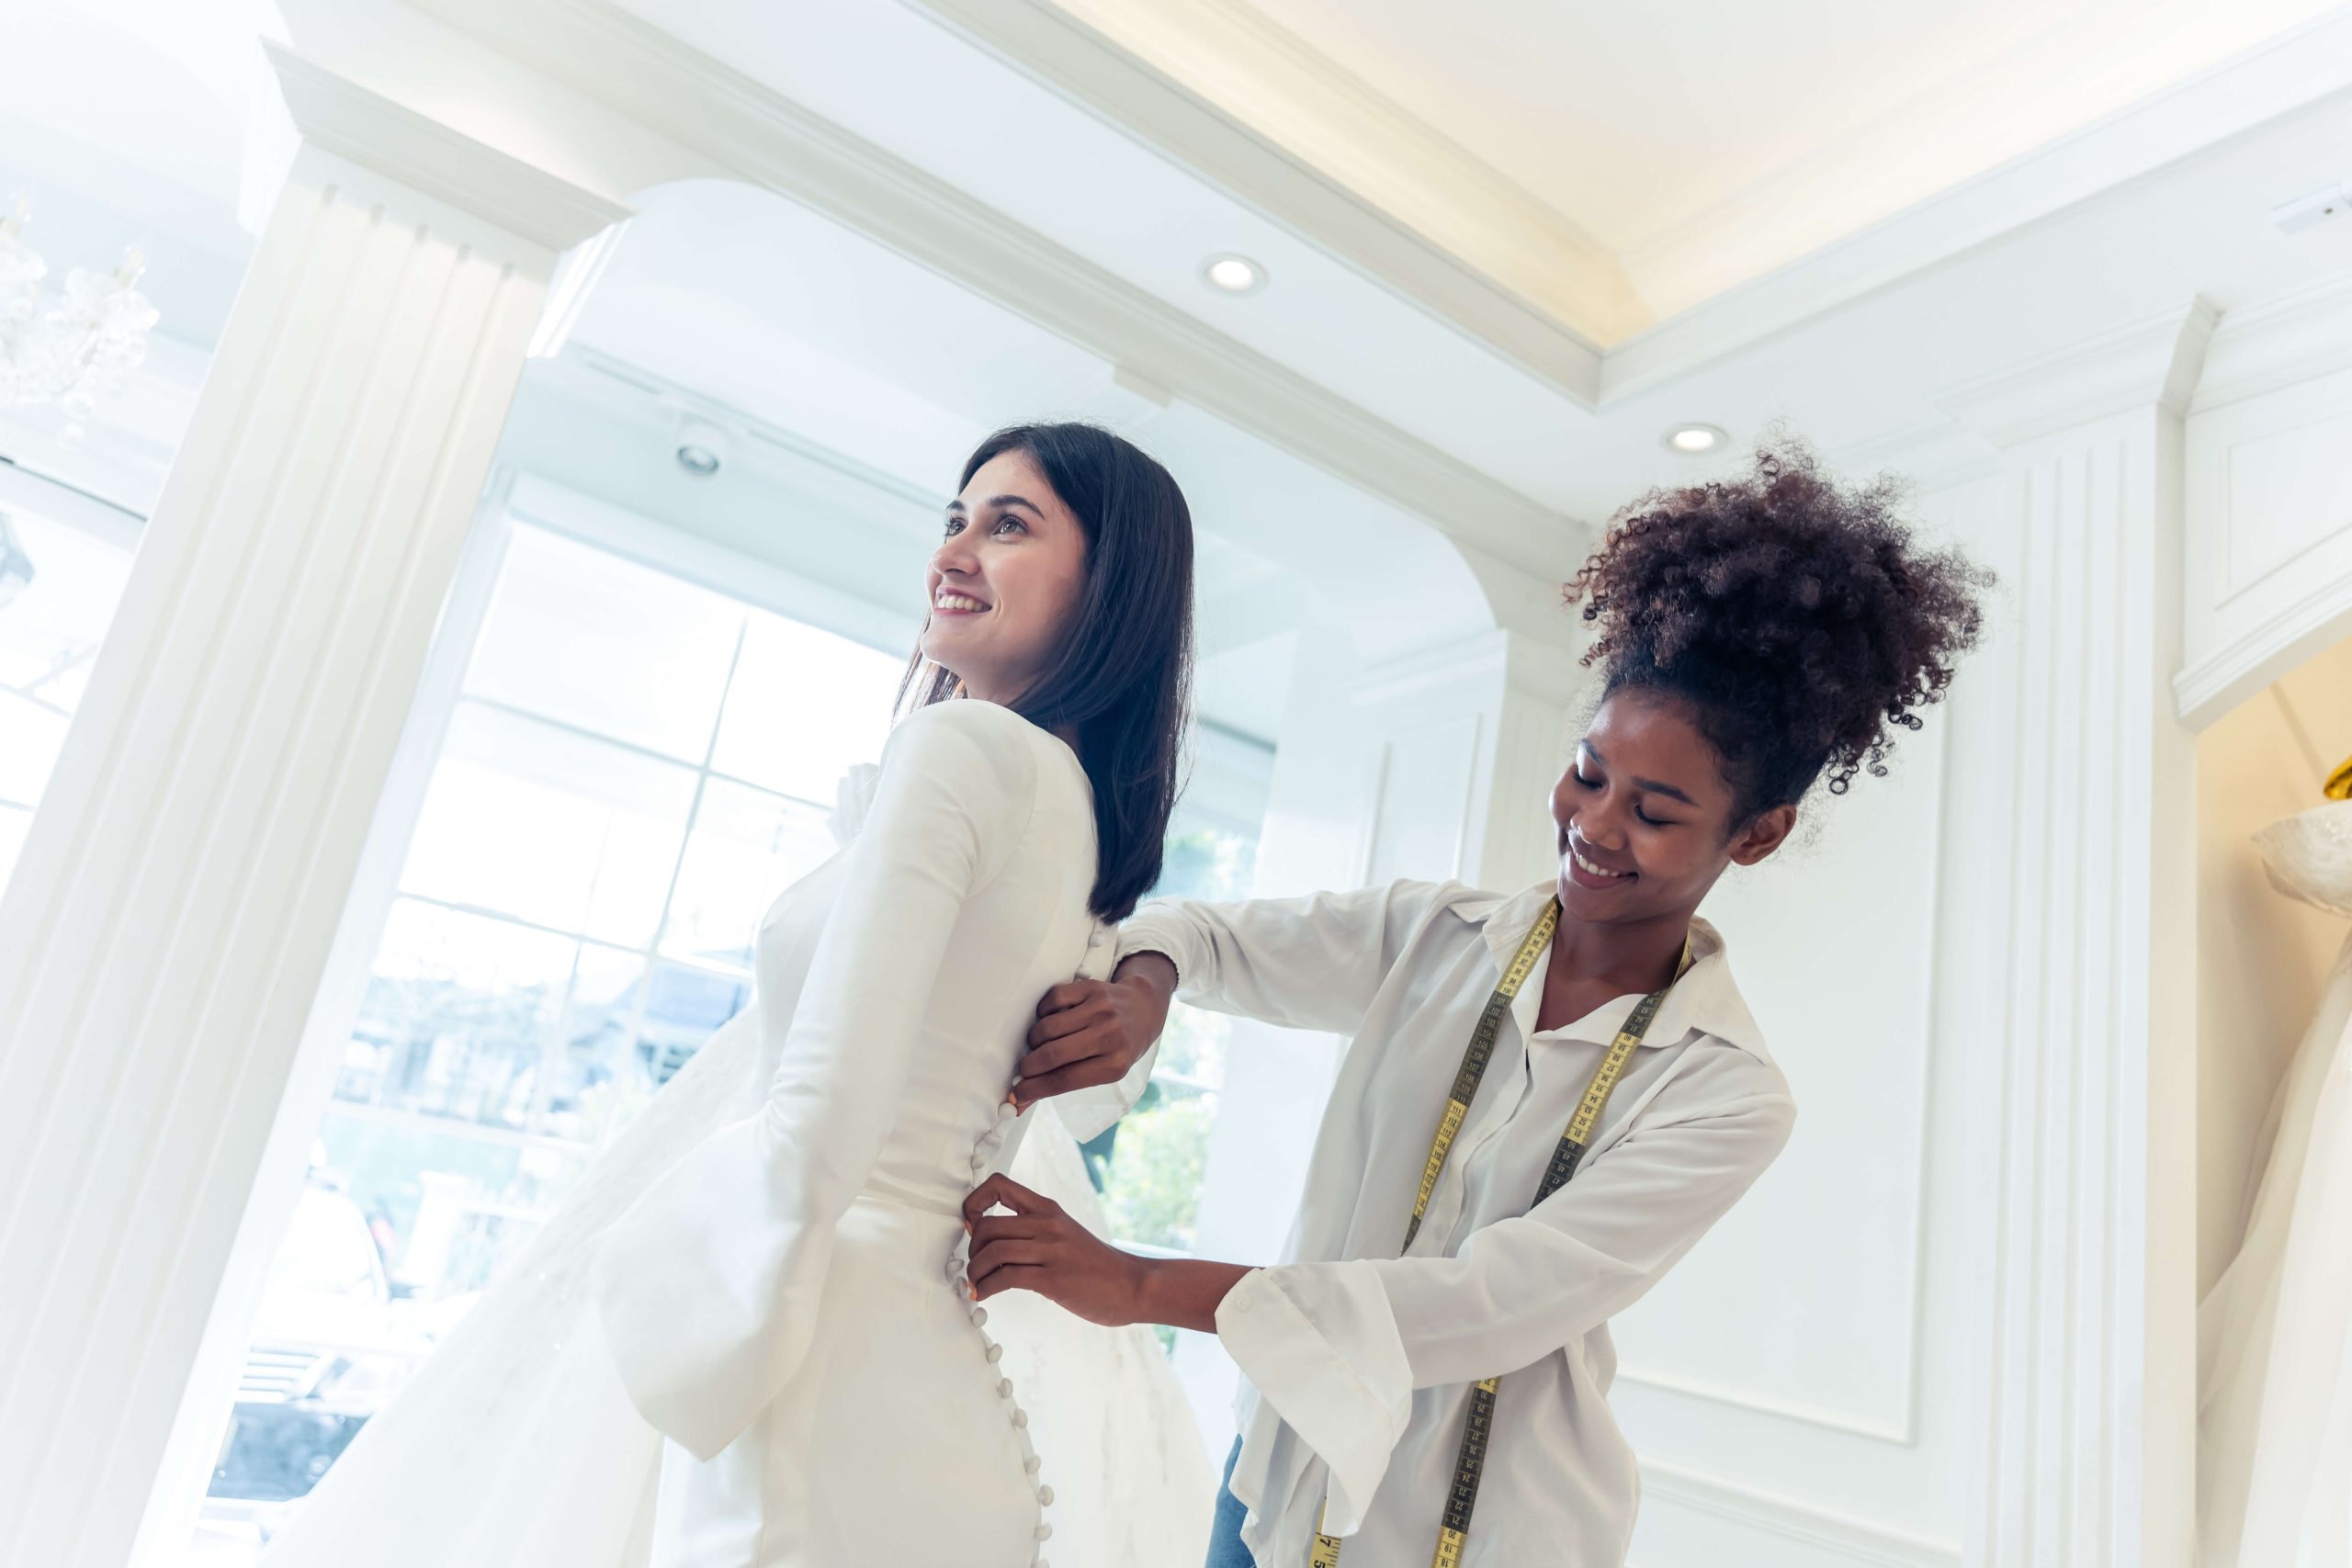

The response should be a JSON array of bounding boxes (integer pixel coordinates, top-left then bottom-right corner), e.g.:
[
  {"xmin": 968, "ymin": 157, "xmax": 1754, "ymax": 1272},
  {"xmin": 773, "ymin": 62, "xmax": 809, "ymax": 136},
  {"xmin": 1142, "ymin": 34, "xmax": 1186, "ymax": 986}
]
[
  {"xmin": 1024, "ymin": 1006, "xmax": 1097, "ymax": 1050},
  {"xmin": 969, "ymin": 1213, "xmax": 1045, "ymax": 1249},
  {"xmin": 1010, "ymin": 1060, "xmax": 1125, "ymax": 1108},
  {"xmin": 962, "ymin": 1173, "xmax": 1061, "ymax": 1225},
  {"xmin": 967, "ymin": 1237, "xmax": 1051, "ymax": 1289},
  {"xmin": 970, "ymin": 1263, "xmax": 1046, "ymax": 1303},
  {"xmin": 1034, "ymin": 980, "xmax": 1098, "ymax": 1019},
  {"xmin": 1014, "ymin": 1028, "xmax": 1095, "ymax": 1077}
]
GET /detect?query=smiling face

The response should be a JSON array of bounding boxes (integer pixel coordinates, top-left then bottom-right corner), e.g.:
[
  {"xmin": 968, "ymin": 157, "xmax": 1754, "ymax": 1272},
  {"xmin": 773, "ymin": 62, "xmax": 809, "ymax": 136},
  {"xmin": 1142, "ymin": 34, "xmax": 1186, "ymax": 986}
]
[
  {"xmin": 919, "ymin": 449, "xmax": 1091, "ymax": 705},
  {"xmin": 1551, "ymin": 688, "xmax": 1795, "ymax": 929}
]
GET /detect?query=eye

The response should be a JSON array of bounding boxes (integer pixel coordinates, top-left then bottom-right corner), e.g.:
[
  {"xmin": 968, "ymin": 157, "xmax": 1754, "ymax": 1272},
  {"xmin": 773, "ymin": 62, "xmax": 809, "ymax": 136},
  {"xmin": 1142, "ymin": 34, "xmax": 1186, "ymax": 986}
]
[
  {"xmin": 1571, "ymin": 768, "xmax": 1600, "ymax": 790},
  {"xmin": 943, "ymin": 516, "xmax": 966, "ymax": 536},
  {"xmin": 1635, "ymin": 806, "xmax": 1672, "ymax": 828},
  {"xmin": 991, "ymin": 515, "xmax": 1027, "ymax": 536}
]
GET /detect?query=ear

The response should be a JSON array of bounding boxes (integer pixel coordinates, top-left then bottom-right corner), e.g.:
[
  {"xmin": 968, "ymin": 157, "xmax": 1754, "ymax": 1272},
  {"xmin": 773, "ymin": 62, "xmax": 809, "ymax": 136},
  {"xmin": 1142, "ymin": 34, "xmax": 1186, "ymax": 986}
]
[{"xmin": 1728, "ymin": 803, "xmax": 1796, "ymax": 866}]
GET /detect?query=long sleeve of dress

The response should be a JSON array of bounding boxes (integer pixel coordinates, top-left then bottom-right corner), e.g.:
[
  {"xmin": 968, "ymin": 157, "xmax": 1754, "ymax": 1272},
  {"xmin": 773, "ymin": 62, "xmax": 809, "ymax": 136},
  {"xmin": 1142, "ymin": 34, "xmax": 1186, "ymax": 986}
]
[
  {"xmin": 589, "ymin": 701, "xmax": 1038, "ymax": 1460},
  {"xmin": 1215, "ymin": 1045, "xmax": 1795, "ymax": 1534}
]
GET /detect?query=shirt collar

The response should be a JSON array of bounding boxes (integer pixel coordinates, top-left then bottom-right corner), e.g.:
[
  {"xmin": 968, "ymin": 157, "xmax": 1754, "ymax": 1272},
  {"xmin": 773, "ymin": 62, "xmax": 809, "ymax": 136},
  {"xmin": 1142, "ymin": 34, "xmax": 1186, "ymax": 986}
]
[{"xmin": 1450, "ymin": 882, "xmax": 1772, "ymax": 1066}]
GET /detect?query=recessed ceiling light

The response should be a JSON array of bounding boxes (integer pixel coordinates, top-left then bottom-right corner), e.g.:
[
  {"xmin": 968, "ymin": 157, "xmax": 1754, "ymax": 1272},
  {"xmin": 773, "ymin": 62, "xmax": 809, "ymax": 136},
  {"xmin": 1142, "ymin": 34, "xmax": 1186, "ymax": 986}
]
[
  {"xmin": 674, "ymin": 414, "xmax": 731, "ymax": 478},
  {"xmin": 1202, "ymin": 254, "xmax": 1267, "ymax": 295},
  {"xmin": 1663, "ymin": 423, "xmax": 1728, "ymax": 455}
]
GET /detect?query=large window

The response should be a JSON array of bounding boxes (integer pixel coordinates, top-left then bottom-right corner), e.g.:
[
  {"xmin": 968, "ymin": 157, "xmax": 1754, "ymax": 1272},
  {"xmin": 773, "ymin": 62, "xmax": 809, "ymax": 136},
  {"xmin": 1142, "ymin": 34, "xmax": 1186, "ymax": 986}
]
[
  {"xmin": 193, "ymin": 505, "xmax": 1272, "ymax": 1557},
  {"xmin": 196, "ymin": 517, "xmax": 902, "ymax": 1553},
  {"xmin": 1086, "ymin": 810, "xmax": 1258, "ymax": 1258},
  {"xmin": 0, "ymin": 487, "xmax": 138, "ymax": 891}
]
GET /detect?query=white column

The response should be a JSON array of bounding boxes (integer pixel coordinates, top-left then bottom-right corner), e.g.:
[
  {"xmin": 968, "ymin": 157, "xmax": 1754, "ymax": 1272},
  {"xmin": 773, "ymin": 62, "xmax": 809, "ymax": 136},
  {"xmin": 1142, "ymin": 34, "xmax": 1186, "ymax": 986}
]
[
  {"xmin": 1936, "ymin": 303, "xmax": 2208, "ymax": 1568},
  {"xmin": 0, "ymin": 47, "xmax": 628, "ymax": 1568}
]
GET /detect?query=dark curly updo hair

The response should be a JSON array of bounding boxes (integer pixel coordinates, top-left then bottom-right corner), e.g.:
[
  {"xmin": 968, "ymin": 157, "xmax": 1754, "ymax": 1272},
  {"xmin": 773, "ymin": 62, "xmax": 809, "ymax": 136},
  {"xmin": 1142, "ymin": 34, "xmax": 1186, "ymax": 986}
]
[{"xmin": 1566, "ymin": 436, "xmax": 1990, "ymax": 824}]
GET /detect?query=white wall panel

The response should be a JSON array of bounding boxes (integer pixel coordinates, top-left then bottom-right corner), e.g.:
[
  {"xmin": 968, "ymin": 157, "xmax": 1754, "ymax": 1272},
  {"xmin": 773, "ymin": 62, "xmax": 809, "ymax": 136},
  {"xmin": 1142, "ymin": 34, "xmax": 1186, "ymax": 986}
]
[
  {"xmin": 1615, "ymin": 712, "xmax": 1944, "ymax": 1442},
  {"xmin": 2177, "ymin": 288, "xmax": 2352, "ymax": 723},
  {"xmin": 1363, "ymin": 716, "xmax": 1480, "ymax": 886}
]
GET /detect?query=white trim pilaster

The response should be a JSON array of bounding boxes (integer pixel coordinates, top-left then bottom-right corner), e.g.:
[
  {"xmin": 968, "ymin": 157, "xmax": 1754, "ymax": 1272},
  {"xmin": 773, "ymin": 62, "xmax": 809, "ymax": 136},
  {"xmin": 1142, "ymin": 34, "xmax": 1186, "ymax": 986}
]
[
  {"xmin": 1936, "ymin": 310, "xmax": 2202, "ymax": 1568},
  {"xmin": 0, "ymin": 52, "xmax": 628, "ymax": 1568}
]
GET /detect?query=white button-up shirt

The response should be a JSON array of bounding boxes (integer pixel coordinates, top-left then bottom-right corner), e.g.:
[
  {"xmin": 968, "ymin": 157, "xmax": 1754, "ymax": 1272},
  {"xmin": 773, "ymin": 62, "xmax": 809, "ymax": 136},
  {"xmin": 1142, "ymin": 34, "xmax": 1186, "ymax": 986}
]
[{"xmin": 1117, "ymin": 879, "xmax": 1795, "ymax": 1567}]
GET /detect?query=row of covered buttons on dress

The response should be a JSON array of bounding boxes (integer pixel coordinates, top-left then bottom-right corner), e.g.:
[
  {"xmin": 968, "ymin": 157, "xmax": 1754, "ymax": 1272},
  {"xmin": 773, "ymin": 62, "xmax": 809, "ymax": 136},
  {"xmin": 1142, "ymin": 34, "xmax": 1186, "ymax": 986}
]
[{"xmin": 952, "ymin": 1096, "xmax": 1054, "ymax": 1564}]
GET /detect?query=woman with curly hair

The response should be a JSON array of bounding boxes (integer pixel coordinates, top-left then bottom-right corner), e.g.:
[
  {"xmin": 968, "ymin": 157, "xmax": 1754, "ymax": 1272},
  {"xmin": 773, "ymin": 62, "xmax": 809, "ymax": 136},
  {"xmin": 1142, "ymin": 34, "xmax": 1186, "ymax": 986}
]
[{"xmin": 960, "ymin": 439, "xmax": 1991, "ymax": 1568}]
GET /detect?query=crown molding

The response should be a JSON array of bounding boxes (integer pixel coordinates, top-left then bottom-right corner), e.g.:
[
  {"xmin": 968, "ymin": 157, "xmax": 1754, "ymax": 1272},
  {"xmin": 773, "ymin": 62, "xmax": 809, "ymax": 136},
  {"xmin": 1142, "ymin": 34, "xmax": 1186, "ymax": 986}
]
[
  {"xmin": 1828, "ymin": 419, "xmax": 2003, "ymax": 496},
  {"xmin": 1599, "ymin": 14, "xmax": 2352, "ymax": 403},
  {"xmin": 403, "ymin": 0, "xmax": 1578, "ymax": 584},
  {"xmin": 2191, "ymin": 269, "xmax": 2352, "ymax": 414},
  {"xmin": 1936, "ymin": 297, "xmax": 2220, "ymax": 448},
  {"xmin": 898, "ymin": 0, "xmax": 2352, "ymax": 412},
  {"xmin": 908, "ymin": 0, "xmax": 1630, "ymax": 401},
  {"xmin": 263, "ymin": 41, "xmax": 632, "ymax": 254}
]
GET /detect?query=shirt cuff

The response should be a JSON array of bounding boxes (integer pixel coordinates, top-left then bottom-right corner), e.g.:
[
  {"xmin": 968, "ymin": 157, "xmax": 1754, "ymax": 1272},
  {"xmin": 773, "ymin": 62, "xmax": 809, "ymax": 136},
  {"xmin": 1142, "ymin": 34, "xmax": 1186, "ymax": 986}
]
[
  {"xmin": 1215, "ymin": 1262, "xmax": 1413, "ymax": 1536},
  {"xmin": 1113, "ymin": 905, "xmax": 1203, "ymax": 990}
]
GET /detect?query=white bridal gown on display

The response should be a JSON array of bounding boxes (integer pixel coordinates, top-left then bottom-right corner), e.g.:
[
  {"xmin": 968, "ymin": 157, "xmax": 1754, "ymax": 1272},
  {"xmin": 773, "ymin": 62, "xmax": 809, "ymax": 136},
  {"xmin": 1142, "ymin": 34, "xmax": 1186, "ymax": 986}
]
[
  {"xmin": 258, "ymin": 699, "xmax": 1213, "ymax": 1568},
  {"xmin": 2200, "ymin": 798, "xmax": 2352, "ymax": 1567}
]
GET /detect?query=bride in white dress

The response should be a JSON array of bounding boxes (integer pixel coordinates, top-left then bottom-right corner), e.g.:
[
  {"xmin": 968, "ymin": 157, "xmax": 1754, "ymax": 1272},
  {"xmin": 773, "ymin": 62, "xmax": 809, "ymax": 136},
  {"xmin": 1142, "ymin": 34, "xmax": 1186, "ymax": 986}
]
[
  {"xmin": 2199, "ymin": 773, "xmax": 2352, "ymax": 1566},
  {"xmin": 257, "ymin": 423, "xmax": 1211, "ymax": 1568}
]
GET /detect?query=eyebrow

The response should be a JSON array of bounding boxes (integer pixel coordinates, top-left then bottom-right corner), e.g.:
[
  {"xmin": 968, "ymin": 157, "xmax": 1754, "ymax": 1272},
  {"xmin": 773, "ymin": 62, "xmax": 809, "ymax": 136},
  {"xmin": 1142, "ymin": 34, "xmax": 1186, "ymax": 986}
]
[
  {"xmin": 944, "ymin": 494, "xmax": 1046, "ymax": 518},
  {"xmin": 1580, "ymin": 741, "xmax": 1699, "ymax": 807}
]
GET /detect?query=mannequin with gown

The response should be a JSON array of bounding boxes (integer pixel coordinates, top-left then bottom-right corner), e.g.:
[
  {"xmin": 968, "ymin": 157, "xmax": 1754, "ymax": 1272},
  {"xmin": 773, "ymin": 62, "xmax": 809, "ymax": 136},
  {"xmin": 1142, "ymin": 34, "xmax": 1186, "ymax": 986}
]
[{"xmin": 2198, "ymin": 753, "xmax": 2352, "ymax": 1566}]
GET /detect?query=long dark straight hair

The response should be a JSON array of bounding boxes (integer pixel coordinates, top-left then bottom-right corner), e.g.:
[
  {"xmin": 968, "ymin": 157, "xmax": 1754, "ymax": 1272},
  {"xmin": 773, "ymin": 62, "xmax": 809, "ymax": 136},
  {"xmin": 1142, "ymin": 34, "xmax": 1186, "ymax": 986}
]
[{"xmin": 899, "ymin": 423, "xmax": 1194, "ymax": 922}]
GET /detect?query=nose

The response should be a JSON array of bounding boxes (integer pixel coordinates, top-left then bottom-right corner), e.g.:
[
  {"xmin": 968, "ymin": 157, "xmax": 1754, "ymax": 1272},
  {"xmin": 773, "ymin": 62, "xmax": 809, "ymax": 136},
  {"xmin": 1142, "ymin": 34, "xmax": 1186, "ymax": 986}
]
[
  {"xmin": 932, "ymin": 532, "xmax": 978, "ymax": 580},
  {"xmin": 1572, "ymin": 794, "xmax": 1633, "ymax": 852}
]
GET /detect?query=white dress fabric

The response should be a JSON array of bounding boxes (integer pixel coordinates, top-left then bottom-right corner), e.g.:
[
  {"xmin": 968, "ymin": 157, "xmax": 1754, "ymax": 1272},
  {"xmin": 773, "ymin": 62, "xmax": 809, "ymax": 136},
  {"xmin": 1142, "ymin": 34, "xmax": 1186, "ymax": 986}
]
[
  {"xmin": 1117, "ymin": 880, "xmax": 1796, "ymax": 1568},
  {"xmin": 259, "ymin": 700, "xmax": 1203, "ymax": 1568},
  {"xmin": 2199, "ymin": 799, "xmax": 2352, "ymax": 1568}
]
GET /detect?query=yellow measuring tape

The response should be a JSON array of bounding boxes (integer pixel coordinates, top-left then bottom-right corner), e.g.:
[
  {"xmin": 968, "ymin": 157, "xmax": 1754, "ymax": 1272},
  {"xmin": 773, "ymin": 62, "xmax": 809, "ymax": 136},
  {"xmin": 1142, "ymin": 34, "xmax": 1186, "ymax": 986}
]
[{"xmin": 1314, "ymin": 898, "xmax": 1688, "ymax": 1568}]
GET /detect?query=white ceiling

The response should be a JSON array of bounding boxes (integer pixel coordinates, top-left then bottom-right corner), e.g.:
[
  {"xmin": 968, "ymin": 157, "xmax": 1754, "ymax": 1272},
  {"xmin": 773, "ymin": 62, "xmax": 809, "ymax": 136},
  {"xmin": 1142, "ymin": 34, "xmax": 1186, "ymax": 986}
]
[
  {"xmin": 17, "ymin": 0, "xmax": 2352, "ymax": 724},
  {"xmin": 568, "ymin": 179, "xmax": 1118, "ymax": 491},
  {"xmin": 1227, "ymin": 0, "xmax": 2343, "ymax": 312}
]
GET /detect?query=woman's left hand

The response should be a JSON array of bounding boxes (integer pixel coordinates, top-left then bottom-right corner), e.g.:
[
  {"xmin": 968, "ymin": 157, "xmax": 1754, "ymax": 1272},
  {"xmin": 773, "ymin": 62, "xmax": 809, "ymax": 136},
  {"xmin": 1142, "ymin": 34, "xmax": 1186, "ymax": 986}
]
[{"xmin": 961, "ymin": 1173, "xmax": 1148, "ymax": 1325}]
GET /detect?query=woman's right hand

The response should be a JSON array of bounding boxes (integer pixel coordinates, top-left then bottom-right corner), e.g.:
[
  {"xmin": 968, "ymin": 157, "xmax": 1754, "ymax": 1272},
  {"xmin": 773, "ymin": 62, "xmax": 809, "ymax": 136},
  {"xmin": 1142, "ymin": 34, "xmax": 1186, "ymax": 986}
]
[{"xmin": 1009, "ymin": 953, "xmax": 1177, "ymax": 1111}]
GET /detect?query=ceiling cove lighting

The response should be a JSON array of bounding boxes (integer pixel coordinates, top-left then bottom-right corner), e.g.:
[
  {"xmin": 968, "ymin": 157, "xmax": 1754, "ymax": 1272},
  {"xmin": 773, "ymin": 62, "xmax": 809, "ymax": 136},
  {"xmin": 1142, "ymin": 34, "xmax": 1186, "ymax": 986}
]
[
  {"xmin": 1201, "ymin": 254, "xmax": 1267, "ymax": 295},
  {"xmin": 1662, "ymin": 423, "xmax": 1728, "ymax": 455}
]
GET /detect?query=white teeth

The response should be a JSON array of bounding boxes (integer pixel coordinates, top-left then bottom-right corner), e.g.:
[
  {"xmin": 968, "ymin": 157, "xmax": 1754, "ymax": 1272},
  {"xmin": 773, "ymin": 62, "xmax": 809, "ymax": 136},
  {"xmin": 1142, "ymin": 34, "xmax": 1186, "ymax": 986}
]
[
  {"xmin": 936, "ymin": 593, "xmax": 989, "ymax": 612},
  {"xmin": 1573, "ymin": 850, "xmax": 1629, "ymax": 879}
]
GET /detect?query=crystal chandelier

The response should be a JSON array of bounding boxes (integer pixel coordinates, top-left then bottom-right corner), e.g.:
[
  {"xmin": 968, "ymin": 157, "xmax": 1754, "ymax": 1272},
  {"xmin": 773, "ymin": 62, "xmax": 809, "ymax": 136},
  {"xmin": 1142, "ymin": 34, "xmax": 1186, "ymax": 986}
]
[{"xmin": 0, "ymin": 195, "xmax": 161, "ymax": 442}]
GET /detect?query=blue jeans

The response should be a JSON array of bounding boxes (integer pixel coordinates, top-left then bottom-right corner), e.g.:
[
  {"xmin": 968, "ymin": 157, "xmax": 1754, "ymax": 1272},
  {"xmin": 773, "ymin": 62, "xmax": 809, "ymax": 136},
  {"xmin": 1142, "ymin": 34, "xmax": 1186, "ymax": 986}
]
[{"xmin": 1205, "ymin": 1438, "xmax": 1256, "ymax": 1567}]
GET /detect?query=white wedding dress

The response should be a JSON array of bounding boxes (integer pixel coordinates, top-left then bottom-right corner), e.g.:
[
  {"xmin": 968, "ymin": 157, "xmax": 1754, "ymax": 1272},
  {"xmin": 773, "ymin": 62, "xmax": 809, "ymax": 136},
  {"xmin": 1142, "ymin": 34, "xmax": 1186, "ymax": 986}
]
[
  {"xmin": 258, "ymin": 699, "xmax": 1213, "ymax": 1568},
  {"xmin": 2199, "ymin": 798, "xmax": 2352, "ymax": 1567}
]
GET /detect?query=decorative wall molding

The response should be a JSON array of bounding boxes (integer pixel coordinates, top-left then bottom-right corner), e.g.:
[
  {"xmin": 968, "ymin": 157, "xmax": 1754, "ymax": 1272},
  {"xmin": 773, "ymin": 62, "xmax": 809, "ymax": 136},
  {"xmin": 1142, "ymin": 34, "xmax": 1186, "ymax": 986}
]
[
  {"xmin": 1616, "ymin": 635, "xmax": 1951, "ymax": 1454},
  {"xmin": 2175, "ymin": 570, "xmax": 2352, "ymax": 726},
  {"xmin": 410, "ymin": 0, "xmax": 1581, "ymax": 585},
  {"xmin": 1827, "ymin": 418, "xmax": 2001, "ymax": 495},
  {"xmin": 1641, "ymin": 1461, "xmax": 1962, "ymax": 1568},
  {"xmin": 1956, "ymin": 409, "xmax": 2193, "ymax": 1567},
  {"xmin": 264, "ymin": 41, "xmax": 633, "ymax": 253},
  {"xmin": 2175, "ymin": 362, "xmax": 2352, "ymax": 727},
  {"xmin": 1617, "ymin": 1363, "xmax": 1913, "ymax": 1445},
  {"xmin": 0, "ymin": 116, "xmax": 584, "ymax": 1566},
  {"xmin": 2191, "ymin": 270, "xmax": 2352, "ymax": 415},
  {"xmin": 1937, "ymin": 298, "xmax": 2218, "ymax": 449},
  {"xmin": 908, "ymin": 0, "xmax": 1624, "ymax": 399}
]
